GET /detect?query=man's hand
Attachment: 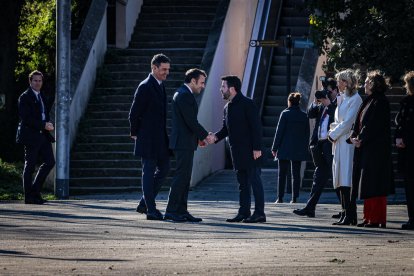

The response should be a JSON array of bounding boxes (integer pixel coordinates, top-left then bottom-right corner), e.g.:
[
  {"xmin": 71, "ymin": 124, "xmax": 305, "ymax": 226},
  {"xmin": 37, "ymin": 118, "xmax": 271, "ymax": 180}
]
[
  {"xmin": 131, "ymin": 136, "xmax": 137, "ymax": 140},
  {"xmin": 351, "ymin": 137, "xmax": 361, "ymax": 148},
  {"xmin": 253, "ymin": 150, "xmax": 262, "ymax": 160},
  {"xmin": 45, "ymin": 122, "xmax": 54, "ymax": 131},
  {"xmin": 396, "ymin": 138, "xmax": 406, "ymax": 148},
  {"xmin": 205, "ymin": 133, "xmax": 217, "ymax": 144},
  {"xmin": 271, "ymin": 150, "xmax": 277, "ymax": 158}
]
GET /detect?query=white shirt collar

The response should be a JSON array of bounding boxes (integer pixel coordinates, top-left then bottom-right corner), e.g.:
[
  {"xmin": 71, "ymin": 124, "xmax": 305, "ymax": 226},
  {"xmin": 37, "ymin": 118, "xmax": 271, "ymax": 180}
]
[
  {"xmin": 184, "ymin": 83, "xmax": 193, "ymax": 94},
  {"xmin": 151, "ymin": 73, "xmax": 162, "ymax": 85}
]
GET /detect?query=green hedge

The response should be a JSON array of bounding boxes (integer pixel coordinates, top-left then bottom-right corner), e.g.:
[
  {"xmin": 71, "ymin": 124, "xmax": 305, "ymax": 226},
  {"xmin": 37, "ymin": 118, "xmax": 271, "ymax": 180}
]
[{"xmin": 0, "ymin": 159, "xmax": 23, "ymax": 200}]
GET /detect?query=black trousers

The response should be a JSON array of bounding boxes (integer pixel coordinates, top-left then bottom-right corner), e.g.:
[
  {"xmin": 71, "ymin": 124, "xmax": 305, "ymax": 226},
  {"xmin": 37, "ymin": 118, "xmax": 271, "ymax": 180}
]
[
  {"xmin": 277, "ymin": 160, "xmax": 301, "ymax": 199},
  {"xmin": 166, "ymin": 150, "xmax": 194, "ymax": 215},
  {"xmin": 404, "ymin": 172, "xmax": 414, "ymax": 222},
  {"xmin": 305, "ymin": 140, "xmax": 333, "ymax": 210},
  {"xmin": 23, "ymin": 135, "xmax": 55, "ymax": 198},
  {"xmin": 236, "ymin": 166, "xmax": 265, "ymax": 216}
]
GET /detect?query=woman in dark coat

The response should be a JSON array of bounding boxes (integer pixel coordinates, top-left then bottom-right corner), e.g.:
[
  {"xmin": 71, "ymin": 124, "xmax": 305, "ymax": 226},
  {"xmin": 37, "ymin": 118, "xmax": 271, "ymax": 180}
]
[
  {"xmin": 348, "ymin": 70, "xmax": 394, "ymax": 228},
  {"xmin": 271, "ymin": 92, "xmax": 310, "ymax": 203},
  {"xmin": 395, "ymin": 71, "xmax": 414, "ymax": 230}
]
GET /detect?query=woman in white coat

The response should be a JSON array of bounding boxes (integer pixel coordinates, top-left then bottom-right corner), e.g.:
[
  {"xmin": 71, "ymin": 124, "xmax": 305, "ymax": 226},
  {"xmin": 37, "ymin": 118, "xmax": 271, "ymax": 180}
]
[{"xmin": 328, "ymin": 69, "xmax": 362, "ymax": 225}]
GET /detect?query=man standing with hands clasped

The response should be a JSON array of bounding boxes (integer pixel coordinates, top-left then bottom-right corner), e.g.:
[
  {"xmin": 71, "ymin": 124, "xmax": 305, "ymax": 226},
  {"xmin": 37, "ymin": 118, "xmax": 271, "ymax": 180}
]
[
  {"xmin": 164, "ymin": 68, "xmax": 215, "ymax": 222},
  {"xmin": 211, "ymin": 75, "xmax": 266, "ymax": 223},
  {"xmin": 16, "ymin": 70, "xmax": 55, "ymax": 204}
]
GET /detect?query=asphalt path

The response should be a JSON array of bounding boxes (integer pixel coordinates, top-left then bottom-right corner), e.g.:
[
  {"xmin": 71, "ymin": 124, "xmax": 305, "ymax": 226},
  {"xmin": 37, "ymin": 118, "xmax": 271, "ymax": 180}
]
[{"xmin": 1, "ymin": 170, "xmax": 413, "ymax": 275}]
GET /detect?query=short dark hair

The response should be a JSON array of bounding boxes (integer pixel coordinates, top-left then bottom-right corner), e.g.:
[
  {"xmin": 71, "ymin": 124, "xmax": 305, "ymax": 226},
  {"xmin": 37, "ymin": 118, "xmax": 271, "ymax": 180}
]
[
  {"xmin": 288, "ymin": 92, "xmax": 301, "ymax": 106},
  {"xmin": 367, "ymin": 70, "xmax": 388, "ymax": 95},
  {"xmin": 221, "ymin": 75, "xmax": 241, "ymax": 93},
  {"xmin": 326, "ymin": 78, "xmax": 337, "ymax": 91},
  {"xmin": 29, "ymin": 70, "xmax": 43, "ymax": 81},
  {"xmin": 184, "ymin": 68, "xmax": 207, "ymax": 84},
  {"xmin": 151, "ymin": 53, "xmax": 171, "ymax": 67}
]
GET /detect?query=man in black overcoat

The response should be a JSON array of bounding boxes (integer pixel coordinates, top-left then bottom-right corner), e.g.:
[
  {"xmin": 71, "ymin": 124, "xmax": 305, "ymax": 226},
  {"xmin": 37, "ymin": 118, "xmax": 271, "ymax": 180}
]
[
  {"xmin": 129, "ymin": 54, "xmax": 171, "ymax": 220},
  {"xmin": 16, "ymin": 70, "xmax": 55, "ymax": 204},
  {"xmin": 212, "ymin": 75, "xmax": 266, "ymax": 223}
]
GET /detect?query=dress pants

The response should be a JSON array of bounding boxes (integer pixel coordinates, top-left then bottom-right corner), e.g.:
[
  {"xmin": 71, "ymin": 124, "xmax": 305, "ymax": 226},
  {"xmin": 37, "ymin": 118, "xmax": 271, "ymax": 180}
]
[
  {"xmin": 23, "ymin": 135, "xmax": 55, "ymax": 199},
  {"xmin": 404, "ymin": 171, "xmax": 414, "ymax": 222},
  {"xmin": 139, "ymin": 156, "xmax": 170, "ymax": 213},
  {"xmin": 236, "ymin": 166, "xmax": 265, "ymax": 216},
  {"xmin": 305, "ymin": 140, "xmax": 333, "ymax": 210},
  {"xmin": 277, "ymin": 160, "xmax": 301, "ymax": 200},
  {"xmin": 166, "ymin": 150, "xmax": 194, "ymax": 215}
]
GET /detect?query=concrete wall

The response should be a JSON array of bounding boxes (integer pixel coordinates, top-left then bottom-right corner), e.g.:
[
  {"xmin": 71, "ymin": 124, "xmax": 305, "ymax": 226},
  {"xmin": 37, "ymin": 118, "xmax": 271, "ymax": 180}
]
[
  {"xmin": 191, "ymin": 0, "xmax": 259, "ymax": 186},
  {"xmin": 70, "ymin": 13, "xmax": 107, "ymax": 145},
  {"xmin": 116, "ymin": 0, "xmax": 143, "ymax": 48}
]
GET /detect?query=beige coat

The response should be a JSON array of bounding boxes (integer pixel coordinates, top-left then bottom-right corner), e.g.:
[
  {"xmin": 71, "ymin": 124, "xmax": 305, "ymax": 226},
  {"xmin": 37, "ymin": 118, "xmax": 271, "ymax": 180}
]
[{"xmin": 329, "ymin": 92, "xmax": 362, "ymax": 188}]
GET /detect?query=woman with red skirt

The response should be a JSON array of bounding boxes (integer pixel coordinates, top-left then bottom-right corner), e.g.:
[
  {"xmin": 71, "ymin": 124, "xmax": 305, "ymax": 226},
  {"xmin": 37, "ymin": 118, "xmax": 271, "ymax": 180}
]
[{"xmin": 347, "ymin": 70, "xmax": 394, "ymax": 228}]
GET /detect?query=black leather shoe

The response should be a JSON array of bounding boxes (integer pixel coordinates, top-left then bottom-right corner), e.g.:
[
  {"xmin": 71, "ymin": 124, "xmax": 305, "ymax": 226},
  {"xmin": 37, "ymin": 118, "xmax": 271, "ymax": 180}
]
[
  {"xmin": 136, "ymin": 204, "xmax": 147, "ymax": 214},
  {"xmin": 226, "ymin": 214, "xmax": 250, "ymax": 223},
  {"xmin": 357, "ymin": 220, "xmax": 368, "ymax": 227},
  {"xmin": 274, "ymin": 198, "xmax": 283, "ymax": 204},
  {"xmin": 336, "ymin": 216, "xmax": 357, "ymax": 226},
  {"xmin": 24, "ymin": 197, "xmax": 44, "ymax": 205},
  {"xmin": 147, "ymin": 211, "xmax": 164, "ymax": 221},
  {"xmin": 293, "ymin": 208, "xmax": 315, "ymax": 218},
  {"xmin": 164, "ymin": 212, "xmax": 186, "ymax": 222},
  {"xmin": 290, "ymin": 198, "xmax": 297, "ymax": 204},
  {"xmin": 401, "ymin": 222, "xmax": 414, "ymax": 230},
  {"xmin": 182, "ymin": 212, "xmax": 202, "ymax": 222},
  {"xmin": 332, "ymin": 212, "xmax": 342, "ymax": 219},
  {"xmin": 243, "ymin": 213, "xmax": 266, "ymax": 223}
]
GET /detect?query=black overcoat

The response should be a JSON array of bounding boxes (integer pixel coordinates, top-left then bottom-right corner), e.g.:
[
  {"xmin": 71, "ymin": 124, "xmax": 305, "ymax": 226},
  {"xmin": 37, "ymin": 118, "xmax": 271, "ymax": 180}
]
[
  {"xmin": 128, "ymin": 74, "xmax": 169, "ymax": 158},
  {"xmin": 350, "ymin": 94, "xmax": 394, "ymax": 199},
  {"xmin": 215, "ymin": 92, "xmax": 262, "ymax": 170}
]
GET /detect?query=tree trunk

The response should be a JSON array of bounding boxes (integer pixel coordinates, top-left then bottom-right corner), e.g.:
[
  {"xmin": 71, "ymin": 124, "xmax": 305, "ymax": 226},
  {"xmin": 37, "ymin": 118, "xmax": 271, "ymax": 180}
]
[{"xmin": 0, "ymin": 0, "xmax": 25, "ymax": 161}]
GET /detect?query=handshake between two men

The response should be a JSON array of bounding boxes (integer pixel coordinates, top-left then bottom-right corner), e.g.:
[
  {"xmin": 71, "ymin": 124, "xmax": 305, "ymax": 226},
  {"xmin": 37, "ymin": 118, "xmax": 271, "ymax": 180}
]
[{"xmin": 198, "ymin": 132, "xmax": 217, "ymax": 147}]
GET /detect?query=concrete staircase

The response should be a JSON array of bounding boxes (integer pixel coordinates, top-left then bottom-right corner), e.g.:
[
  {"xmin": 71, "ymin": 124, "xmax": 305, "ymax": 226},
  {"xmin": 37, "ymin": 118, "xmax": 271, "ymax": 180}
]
[
  {"xmin": 261, "ymin": 1, "xmax": 311, "ymax": 168},
  {"xmin": 69, "ymin": 0, "xmax": 220, "ymax": 194}
]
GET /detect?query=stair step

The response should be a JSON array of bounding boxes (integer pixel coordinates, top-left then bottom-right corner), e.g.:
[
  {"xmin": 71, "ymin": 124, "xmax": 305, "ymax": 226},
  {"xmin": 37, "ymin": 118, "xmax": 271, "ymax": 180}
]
[
  {"xmin": 141, "ymin": 6, "xmax": 217, "ymax": 14},
  {"xmin": 71, "ymin": 159, "xmax": 140, "ymax": 168},
  {"xmin": 138, "ymin": 13, "xmax": 215, "ymax": 21},
  {"xmin": 80, "ymin": 119, "xmax": 130, "ymax": 127},
  {"xmin": 129, "ymin": 41, "xmax": 208, "ymax": 48},
  {"xmin": 73, "ymin": 143, "xmax": 134, "ymax": 152}
]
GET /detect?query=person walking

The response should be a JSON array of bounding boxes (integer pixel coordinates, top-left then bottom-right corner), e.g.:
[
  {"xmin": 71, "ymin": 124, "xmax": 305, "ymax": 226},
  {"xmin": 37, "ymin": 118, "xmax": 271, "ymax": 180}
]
[
  {"xmin": 395, "ymin": 71, "xmax": 414, "ymax": 230},
  {"xmin": 271, "ymin": 92, "xmax": 309, "ymax": 204},
  {"xmin": 129, "ymin": 53, "xmax": 171, "ymax": 220},
  {"xmin": 16, "ymin": 70, "xmax": 55, "ymax": 204},
  {"xmin": 329, "ymin": 69, "xmax": 362, "ymax": 226},
  {"xmin": 212, "ymin": 75, "xmax": 265, "ymax": 223},
  {"xmin": 164, "ymin": 68, "xmax": 213, "ymax": 222}
]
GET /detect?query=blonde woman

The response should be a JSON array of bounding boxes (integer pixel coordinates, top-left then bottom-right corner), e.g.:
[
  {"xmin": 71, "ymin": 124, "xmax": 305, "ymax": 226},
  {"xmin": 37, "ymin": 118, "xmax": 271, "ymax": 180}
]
[{"xmin": 328, "ymin": 69, "xmax": 362, "ymax": 225}]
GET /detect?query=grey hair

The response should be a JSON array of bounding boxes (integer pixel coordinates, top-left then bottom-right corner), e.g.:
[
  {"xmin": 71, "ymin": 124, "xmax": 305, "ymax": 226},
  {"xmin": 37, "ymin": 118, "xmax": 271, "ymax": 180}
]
[{"xmin": 335, "ymin": 69, "xmax": 358, "ymax": 96}]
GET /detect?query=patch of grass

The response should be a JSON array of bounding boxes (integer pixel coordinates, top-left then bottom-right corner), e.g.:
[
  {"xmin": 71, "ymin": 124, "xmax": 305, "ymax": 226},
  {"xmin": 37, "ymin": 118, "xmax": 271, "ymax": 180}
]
[
  {"xmin": 0, "ymin": 159, "xmax": 57, "ymax": 200},
  {"xmin": 0, "ymin": 159, "xmax": 23, "ymax": 200}
]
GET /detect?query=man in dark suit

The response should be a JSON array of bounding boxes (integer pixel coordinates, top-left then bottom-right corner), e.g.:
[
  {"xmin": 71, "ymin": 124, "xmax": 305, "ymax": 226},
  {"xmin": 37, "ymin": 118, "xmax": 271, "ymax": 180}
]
[
  {"xmin": 164, "ymin": 68, "xmax": 213, "ymax": 222},
  {"xmin": 293, "ymin": 89, "xmax": 336, "ymax": 217},
  {"xmin": 129, "ymin": 53, "xmax": 171, "ymax": 220},
  {"xmin": 16, "ymin": 70, "xmax": 55, "ymax": 204},
  {"xmin": 212, "ymin": 75, "xmax": 266, "ymax": 223}
]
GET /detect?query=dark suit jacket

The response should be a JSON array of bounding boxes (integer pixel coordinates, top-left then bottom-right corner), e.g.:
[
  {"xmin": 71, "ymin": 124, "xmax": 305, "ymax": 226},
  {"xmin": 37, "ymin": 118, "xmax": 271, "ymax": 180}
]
[
  {"xmin": 308, "ymin": 102, "xmax": 336, "ymax": 146},
  {"xmin": 129, "ymin": 74, "xmax": 169, "ymax": 158},
  {"xmin": 16, "ymin": 87, "xmax": 55, "ymax": 146},
  {"xmin": 169, "ymin": 85, "xmax": 208, "ymax": 150},
  {"xmin": 271, "ymin": 106, "xmax": 310, "ymax": 161},
  {"xmin": 215, "ymin": 92, "xmax": 262, "ymax": 170}
]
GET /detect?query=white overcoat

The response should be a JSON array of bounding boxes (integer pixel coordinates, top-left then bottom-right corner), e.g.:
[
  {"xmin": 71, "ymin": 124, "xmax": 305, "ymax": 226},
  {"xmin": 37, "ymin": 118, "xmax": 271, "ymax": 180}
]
[{"xmin": 329, "ymin": 92, "xmax": 362, "ymax": 188}]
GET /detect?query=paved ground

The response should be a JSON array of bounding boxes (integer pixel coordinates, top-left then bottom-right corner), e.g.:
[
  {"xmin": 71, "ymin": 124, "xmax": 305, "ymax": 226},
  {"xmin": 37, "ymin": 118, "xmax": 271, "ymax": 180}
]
[{"xmin": 1, "ymin": 170, "xmax": 413, "ymax": 275}]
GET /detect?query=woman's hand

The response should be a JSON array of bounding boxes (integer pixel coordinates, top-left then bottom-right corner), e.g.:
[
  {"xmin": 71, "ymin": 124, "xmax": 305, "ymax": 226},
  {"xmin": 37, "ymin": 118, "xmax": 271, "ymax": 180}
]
[{"xmin": 396, "ymin": 138, "xmax": 406, "ymax": 148}]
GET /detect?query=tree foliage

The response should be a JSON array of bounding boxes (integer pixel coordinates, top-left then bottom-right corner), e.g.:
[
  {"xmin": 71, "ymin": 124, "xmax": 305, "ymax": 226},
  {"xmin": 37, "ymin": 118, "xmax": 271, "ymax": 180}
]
[
  {"xmin": 16, "ymin": 0, "xmax": 56, "ymax": 80},
  {"xmin": 306, "ymin": 0, "xmax": 414, "ymax": 82}
]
